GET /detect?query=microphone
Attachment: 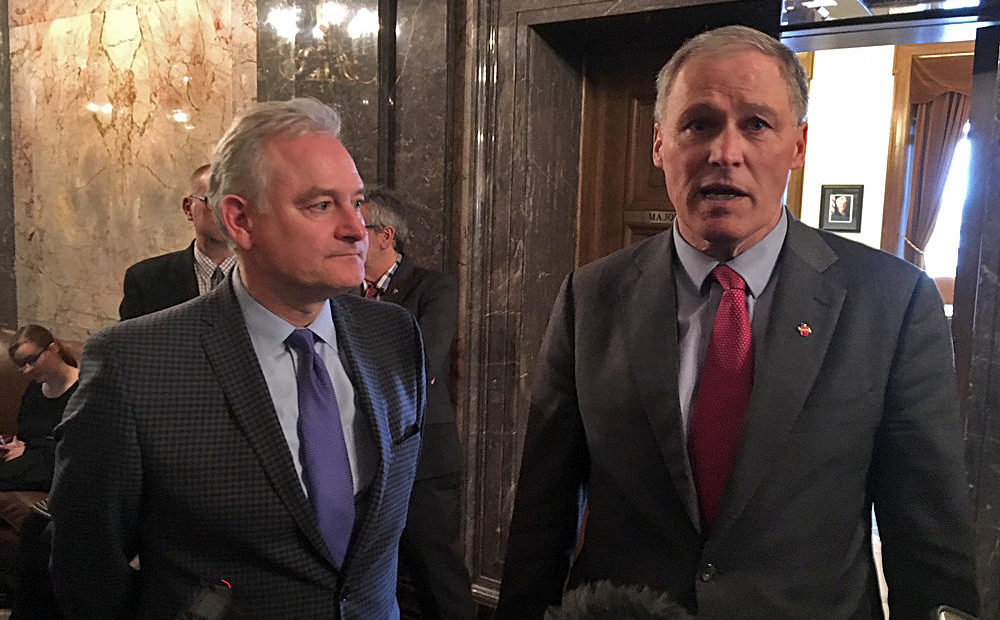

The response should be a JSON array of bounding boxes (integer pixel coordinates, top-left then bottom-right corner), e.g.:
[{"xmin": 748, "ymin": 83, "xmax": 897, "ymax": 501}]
[{"xmin": 176, "ymin": 579, "xmax": 234, "ymax": 620}]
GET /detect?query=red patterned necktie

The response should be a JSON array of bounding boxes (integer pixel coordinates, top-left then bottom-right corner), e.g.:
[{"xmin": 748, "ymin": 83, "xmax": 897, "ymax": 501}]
[
  {"xmin": 364, "ymin": 282, "xmax": 378, "ymax": 299},
  {"xmin": 689, "ymin": 264, "xmax": 754, "ymax": 532}
]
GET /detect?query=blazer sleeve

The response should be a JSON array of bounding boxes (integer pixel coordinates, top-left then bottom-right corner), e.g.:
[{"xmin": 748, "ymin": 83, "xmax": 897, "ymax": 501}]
[
  {"xmin": 495, "ymin": 273, "xmax": 590, "ymax": 619},
  {"xmin": 414, "ymin": 273, "xmax": 458, "ymax": 389},
  {"xmin": 119, "ymin": 265, "xmax": 143, "ymax": 321},
  {"xmin": 50, "ymin": 331, "xmax": 142, "ymax": 619},
  {"xmin": 872, "ymin": 273, "xmax": 979, "ymax": 618}
]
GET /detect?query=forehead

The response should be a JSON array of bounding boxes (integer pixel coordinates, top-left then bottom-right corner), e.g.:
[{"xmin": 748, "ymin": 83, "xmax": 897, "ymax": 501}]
[
  {"xmin": 665, "ymin": 49, "xmax": 793, "ymax": 117},
  {"xmin": 265, "ymin": 132, "xmax": 360, "ymax": 184},
  {"xmin": 13, "ymin": 342, "xmax": 43, "ymax": 358}
]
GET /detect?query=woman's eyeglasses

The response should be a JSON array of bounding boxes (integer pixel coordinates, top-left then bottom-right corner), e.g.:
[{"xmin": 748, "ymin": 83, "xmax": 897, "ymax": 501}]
[{"xmin": 14, "ymin": 348, "xmax": 46, "ymax": 369}]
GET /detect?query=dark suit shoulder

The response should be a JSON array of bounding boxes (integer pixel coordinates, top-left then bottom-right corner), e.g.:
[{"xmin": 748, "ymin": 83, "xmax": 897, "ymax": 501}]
[
  {"xmin": 566, "ymin": 231, "xmax": 671, "ymax": 300},
  {"xmin": 98, "ymin": 292, "xmax": 212, "ymax": 351},
  {"xmin": 796, "ymin": 222, "xmax": 930, "ymax": 297},
  {"xmin": 123, "ymin": 246, "xmax": 191, "ymax": 280},
  {"xmin": 333, "ymin": 293, "xmax": 421, "ymax": 334}
]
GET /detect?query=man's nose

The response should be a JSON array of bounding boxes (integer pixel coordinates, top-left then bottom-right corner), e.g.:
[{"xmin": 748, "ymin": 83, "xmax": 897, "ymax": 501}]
[
  {"xmin": 341, "ymin": 206, "xmax": 367, "ymax": 240},
  {"xmin": 708, "ymin": 125, "xmax": 745, "ymax": 167}
]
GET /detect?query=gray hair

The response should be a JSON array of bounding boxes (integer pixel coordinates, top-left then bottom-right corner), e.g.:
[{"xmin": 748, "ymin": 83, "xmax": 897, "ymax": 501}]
[
  {"xmin": 654, "ymin": 25, "xmax": 808, "ymax": 125},
  {"xmin": 363, "ymin": 185, "xmax": 411, "ymax": 254},
  {"xmin": 208, "ymin": 98, "xmax": 342, "ymax": 226}
]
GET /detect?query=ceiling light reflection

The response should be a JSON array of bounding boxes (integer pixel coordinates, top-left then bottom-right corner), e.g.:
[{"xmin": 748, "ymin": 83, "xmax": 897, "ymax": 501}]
[
  {"xmin": 266, "ymin": 5, "xmax": 302, "ymax": 43},
  {"xmin": 347, "ymin": 8, "xmax": 379, "ymax": 39}
]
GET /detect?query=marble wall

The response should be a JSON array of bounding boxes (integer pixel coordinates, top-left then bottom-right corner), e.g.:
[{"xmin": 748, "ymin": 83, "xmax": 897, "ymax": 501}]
[{"xmin": 7, "ymin": 0, "xmax": 256, "ymax": 340}]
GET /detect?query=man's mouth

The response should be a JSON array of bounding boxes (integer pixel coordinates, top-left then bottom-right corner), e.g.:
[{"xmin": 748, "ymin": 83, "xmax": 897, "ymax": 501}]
[{"xmin": 699, "ymin": 184, "xmax": 749, "ymax": 201}]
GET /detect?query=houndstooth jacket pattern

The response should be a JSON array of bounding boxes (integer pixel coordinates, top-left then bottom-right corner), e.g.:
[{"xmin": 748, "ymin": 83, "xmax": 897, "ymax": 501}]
[{"xmin": 49, "ymin": 280, "xmax": 426, "ymax": 619}]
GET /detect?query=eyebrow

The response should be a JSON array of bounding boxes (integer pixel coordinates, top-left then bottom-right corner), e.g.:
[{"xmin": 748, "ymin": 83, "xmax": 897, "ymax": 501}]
[
  {"xmin": 292, "ymin": 186, "xmax": 365, "ymax": 205},
  {"xmin": 677, "ymin": 102, "xmax": 781, "ymax": 122}
]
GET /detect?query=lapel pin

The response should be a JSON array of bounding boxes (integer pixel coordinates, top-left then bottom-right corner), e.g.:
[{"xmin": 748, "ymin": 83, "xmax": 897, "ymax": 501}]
[{"xmin": 797, "ymin": 323, "xmax": 812, "ymax": 337}]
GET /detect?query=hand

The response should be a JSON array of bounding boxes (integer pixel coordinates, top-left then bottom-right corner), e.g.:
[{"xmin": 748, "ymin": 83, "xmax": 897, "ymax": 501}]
[{"xmin": 2, "ymin": 437, "xmax": 25, "ymax": 461}]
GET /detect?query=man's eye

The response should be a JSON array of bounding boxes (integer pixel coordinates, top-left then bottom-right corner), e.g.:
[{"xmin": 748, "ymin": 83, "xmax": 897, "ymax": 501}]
[
  {"xmin": 353, "ymin": 198, "xmax": 366, "ymax": 209},
  {"xmin": 310, "ymin": 201, "xmax": 332, "ymax": 211},
  {"xmin": 747, "ymin": 118, "xmax": 771, "ymax": 131}
]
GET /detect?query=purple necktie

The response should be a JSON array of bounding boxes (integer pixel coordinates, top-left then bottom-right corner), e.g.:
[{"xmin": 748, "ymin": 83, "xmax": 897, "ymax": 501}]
[{"xmin": 286, "ymin": 328, "xmax": 355, "ymax": 566}]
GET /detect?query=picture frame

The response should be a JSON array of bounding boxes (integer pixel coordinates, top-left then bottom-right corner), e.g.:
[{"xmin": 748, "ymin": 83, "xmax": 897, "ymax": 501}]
[{"xmin": 818, "ymin": 185, "xmax": 863, "ymax": 232}]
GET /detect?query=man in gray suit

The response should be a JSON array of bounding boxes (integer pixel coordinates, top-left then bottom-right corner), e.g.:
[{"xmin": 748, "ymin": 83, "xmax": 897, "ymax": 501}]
[
  {"xmin": 497, "ymin": 26, "xmax": 978, "ymax": 619},
  {"xmin": 50, "ymin": 98, "xmax": 425, "ymax": 619}
]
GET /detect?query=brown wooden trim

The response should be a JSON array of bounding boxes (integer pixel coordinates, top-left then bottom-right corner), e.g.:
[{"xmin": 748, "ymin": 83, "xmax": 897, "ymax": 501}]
[
  {"xmin": 880, "ymin": 41, "xmax": 974, "ymax": 255},
  {"xmin": 786, "ymin": 51, "xmax": 814, "ymax": 220}
]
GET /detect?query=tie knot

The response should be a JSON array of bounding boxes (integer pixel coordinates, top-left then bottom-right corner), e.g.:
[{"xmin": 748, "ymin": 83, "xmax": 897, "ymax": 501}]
[
  {"xmin": 712, "ymin": 265, "xmax": 746, "ymax": 292},
  {"xmin": 210, "ymin": 266, "xmax": 225, "ymax": 288},
  {"xmin": 286, "ymin": 328, "xmax": 317, "ymax": 357}
]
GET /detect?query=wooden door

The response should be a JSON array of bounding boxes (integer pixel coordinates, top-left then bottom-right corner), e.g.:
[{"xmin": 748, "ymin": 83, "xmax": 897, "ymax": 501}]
[{"xmin": 577, "ymin": 50, "xmax": 672, "ymax": 266}]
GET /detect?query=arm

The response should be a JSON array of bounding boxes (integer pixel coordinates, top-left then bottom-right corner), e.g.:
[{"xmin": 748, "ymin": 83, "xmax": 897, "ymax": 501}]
[
  {"xmin": 496, "ymin": 274, "xmax": 589, "ymax": 619},
  {"xmin": 414, "ymin": 273, "xmax": 458, "ymax": 387},
  {"xmin": 50, "ymin": 332, "xmax": 142, "ymax": 619},
  {"xmin": 872, "ymin": 274, "xmax": 979, "ymax": 618}
]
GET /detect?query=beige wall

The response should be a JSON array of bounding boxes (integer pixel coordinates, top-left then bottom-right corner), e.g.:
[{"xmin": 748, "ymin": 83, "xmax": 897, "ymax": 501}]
[
  {"xmin": 800, "ymin": 45, "xmax": 895, "ymax": 249},
  {"xmin": 9, "ymin": 0, "xmax": 257, "ymax": 340}
]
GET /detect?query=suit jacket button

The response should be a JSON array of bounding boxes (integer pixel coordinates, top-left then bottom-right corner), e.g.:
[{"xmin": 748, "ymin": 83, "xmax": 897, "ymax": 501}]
[
  {"xmin": 340, "ymin": 585, "xmax": 351, "ymax": 601},
  {"xmin": 700, "ymin": 563, "xmax": 716, "ymax": 582}
]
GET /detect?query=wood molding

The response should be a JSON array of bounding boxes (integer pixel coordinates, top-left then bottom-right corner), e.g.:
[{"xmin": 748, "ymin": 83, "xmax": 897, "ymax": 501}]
[
  {"xmin": 880, "ymin": 40, "xmax": 974, "ymax": 255},
  {"xmin": 786, "ymin": 51, "xmax": 814, "ymax": 220}
]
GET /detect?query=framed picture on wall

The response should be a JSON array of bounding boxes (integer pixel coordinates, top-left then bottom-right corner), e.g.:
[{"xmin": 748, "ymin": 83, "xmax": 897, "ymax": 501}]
[{"xmin": 819, "ymin": 185, "xmax": 864, "ymax": 232}]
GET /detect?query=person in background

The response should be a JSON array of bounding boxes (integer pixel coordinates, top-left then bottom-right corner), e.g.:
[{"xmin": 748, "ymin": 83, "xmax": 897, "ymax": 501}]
[
  {"xmin": 362, "ymin": 186, "xmax": 475, "ymax": 619},
  {"xmin": 497, "ymin": 25, "xmax": 978, "ymax": 619},
  {"xmin": 4, "ymin": 325, "xmax": 77, "ymax": 619},
  {"xmin": 119, "ymin": 164, "xmax": 236, "ymax": 320},
  {"xmin": 50, "ymin": 98, "xmax": 426, "ymax": 619},
  {"xmin": 2, "ymin": 324, "xmax": 78, "ymax": 491}
]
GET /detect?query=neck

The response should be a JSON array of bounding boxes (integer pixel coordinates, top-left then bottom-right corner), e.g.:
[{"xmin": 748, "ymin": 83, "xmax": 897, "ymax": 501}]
[
  {"xmin": 42, "ymin": 364, "xmax": 79, "ymax": 398},
  {"xmin": 238, "ymin": 260, "xmax": 336, "ymax": 328},
  {"xmin": 365, "ymin": 250, "xmax": 399, "ymax": 283},
  {"xmin": 196, "ymin": 236, "xmax": 234, "ymax": 266}
]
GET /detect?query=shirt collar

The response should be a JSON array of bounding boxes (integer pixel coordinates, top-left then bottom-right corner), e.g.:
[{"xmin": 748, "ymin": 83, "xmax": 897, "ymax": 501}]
[
  {"xmin": 672, "ymin": 210, "xmax": 787, "ymax": 298},
  {"xmin": 193, "ymin": 242, "xmax": 237, "ymax": 278},
  {"xmin": 232, "ymin": 264, "xmax": 337, "ymax": 351},
  {"xmin": 365, "ymin": 252, "xmax": 403, "ymax": 296}
]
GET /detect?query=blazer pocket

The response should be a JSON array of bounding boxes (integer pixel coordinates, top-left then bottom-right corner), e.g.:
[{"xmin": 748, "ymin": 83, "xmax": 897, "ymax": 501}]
[{"xmin": 393, "ymin": 423, "xmax": 421, "ymax": 445}]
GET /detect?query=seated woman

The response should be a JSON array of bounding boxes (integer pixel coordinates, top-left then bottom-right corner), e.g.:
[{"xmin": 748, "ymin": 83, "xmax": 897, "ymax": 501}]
[{"xmin": 2, "ymin": 325, "xmax": 79, "ymax": 492}]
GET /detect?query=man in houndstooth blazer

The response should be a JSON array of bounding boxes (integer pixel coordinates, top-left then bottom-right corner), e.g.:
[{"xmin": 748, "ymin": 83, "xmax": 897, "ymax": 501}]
[{"xmin": 49, "ymin": 99, "xmax": 426, "ymax": 619}]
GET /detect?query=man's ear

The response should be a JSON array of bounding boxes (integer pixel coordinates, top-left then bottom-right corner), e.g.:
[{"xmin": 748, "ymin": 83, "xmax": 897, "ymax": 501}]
[
  {"xmin": 219, "ymin": 195, "xmax": 253, "ymax": 251},
  {"xmin": 652, "ymin": 123, "xmax": 665, "ymax": 169},
  {"xmin": 382, "ymin": 226, "xmax": 397, "ymax": 251},
  {"xmin": 791, "ymin": 121, "xmax": 808, "ymax": 170},
  {"xmin": 182, "ymin": 197, "xmax": 195, "ymax": 222}
]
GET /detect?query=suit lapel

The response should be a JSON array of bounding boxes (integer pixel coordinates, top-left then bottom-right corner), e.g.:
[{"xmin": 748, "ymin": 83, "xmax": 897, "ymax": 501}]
[
  {"xmin": 171, "ymin": 241, "xmax": 200, "ymax": 300},
  {"xmin": 329, "ymin": 297, "xmax": 389, "ymax": 573},
  {"xmin": 711, "ymin": 219, "xmax": 845, "ymax": 538},
  {"xmin": 380, "ymin": 255, "xmax": 416, "ymax": 304},
  {"xmin": 624, "ymin": 233, "xmax": 701, "ymax": 531},
  {"xmin": 198, "ymin": 284, "xmax": 338, "ymax": 571}
]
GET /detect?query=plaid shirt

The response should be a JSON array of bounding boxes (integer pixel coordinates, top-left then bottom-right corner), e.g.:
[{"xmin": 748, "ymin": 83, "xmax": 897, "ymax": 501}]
[{"xmin": 363, "ymin": 253, "xmax": 403, "ymax": 300}]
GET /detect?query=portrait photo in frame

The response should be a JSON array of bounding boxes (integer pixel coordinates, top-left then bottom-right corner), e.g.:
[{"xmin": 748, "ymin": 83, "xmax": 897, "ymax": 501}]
[{"xmin": 819, "ymin": 185, "xmax": 864, "ymax": 232}]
